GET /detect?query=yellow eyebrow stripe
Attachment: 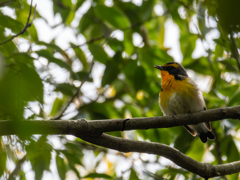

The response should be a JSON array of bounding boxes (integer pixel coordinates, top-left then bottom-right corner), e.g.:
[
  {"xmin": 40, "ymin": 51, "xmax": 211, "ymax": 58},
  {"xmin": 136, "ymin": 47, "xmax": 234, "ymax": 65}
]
[{"xmin": 163, "ymin": 63, "xmax": 179, "ymax": 68}]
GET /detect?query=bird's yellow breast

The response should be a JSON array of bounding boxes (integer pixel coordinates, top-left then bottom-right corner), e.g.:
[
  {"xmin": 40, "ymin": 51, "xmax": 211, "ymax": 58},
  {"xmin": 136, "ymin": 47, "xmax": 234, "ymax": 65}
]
[{"xmin": 159, "ymin": 72, "xmax": 196, "ymax": 111}]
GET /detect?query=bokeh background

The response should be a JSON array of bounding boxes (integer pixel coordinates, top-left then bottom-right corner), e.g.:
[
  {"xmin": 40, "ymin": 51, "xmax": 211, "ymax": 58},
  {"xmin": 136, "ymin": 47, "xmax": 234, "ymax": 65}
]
[{"xmin": 0, "ymin": 0, "xmax": 240, "ymax": 179}]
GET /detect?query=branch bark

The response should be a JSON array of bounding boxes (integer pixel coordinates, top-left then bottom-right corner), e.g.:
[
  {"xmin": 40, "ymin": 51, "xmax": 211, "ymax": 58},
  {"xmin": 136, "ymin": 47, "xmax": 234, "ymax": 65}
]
[
  {"xmin": 0, "ymin": 105, "xmax": 240, "ymax": 178},
  {"xmin": 0, "ymin": 106, "xmax": 239, "ymax": 136},
  {"xmin": 78, "ymin": 133, "xmax": 240, "ymax": 179}
]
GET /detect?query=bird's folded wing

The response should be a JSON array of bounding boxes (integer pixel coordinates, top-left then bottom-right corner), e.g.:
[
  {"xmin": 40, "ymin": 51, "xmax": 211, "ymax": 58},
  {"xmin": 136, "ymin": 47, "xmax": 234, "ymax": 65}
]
[
  {"xmin": 204, "ymin": 122, "xmax": 212, "ymax": 131},
  {"xmin": 184, "ymin": 125, "xmax": 196, "ymax": 136}
]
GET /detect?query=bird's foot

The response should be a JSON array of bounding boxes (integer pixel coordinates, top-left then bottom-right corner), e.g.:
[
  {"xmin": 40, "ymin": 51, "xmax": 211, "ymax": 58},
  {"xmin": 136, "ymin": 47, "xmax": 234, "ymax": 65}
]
[{"xmin": 122, "ymin": 118, "xmax": 130, "ymax": 131}]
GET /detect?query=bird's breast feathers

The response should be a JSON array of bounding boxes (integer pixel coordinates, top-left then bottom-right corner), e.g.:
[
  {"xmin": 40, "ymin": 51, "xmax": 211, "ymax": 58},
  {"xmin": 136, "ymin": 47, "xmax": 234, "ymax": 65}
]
[{"xmin": 159, "ymin": 77, "xmax": 206, "ymax": 115}]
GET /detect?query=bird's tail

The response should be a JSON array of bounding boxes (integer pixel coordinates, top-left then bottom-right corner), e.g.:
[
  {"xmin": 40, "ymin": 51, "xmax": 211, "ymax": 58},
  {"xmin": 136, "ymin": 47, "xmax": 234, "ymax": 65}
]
[{"xmin": 199, "ymin": 131, "xmax": 215, "ymax": 143}]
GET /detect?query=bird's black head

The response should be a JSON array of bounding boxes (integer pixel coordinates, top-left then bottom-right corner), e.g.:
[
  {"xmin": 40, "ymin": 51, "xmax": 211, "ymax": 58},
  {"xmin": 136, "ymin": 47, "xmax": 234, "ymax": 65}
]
[{"xmin": 154, "ymin": 62, "xmax": 188, "ymax": 80}]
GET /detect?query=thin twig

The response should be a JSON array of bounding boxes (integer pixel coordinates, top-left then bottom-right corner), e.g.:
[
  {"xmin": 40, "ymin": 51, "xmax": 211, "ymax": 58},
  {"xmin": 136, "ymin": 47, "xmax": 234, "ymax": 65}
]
[
  {"xmin": 65, "ymin": 32, "xmax": 112, "ymax": 51},
  {"xmin": 8, "ymin": 155, "xmax": 27, "ymax": 180},
  {"xmin": 64, "ymin": 13, "xmax": 166, "ymax": 52},
  {"xmin": 52, "ymin": 61, "xmax": 94, "ymax": 120},
  {"xmin": 0, "ymin": 0, "xmax": 37, "ymax": 46}
]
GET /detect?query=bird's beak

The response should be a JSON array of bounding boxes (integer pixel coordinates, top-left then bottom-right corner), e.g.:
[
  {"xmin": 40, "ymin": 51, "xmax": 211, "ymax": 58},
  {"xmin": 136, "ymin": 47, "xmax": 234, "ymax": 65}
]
[{"xmin": 154, "ymin": 65, "xmax": 164, "ymax": 70}]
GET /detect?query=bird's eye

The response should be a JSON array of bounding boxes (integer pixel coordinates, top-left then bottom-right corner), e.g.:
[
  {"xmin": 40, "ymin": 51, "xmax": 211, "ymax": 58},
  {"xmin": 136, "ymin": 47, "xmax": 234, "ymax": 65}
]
[{"xmin": 168, "ymin": 66, "xmax": 173, "ymax": 69}]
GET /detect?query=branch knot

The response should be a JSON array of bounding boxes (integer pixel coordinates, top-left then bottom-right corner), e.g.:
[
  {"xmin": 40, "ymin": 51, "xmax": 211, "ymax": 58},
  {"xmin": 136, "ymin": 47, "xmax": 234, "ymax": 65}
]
[{"xmin": 70, "ymin": 118, "xmax": 88, "ymax": 136}]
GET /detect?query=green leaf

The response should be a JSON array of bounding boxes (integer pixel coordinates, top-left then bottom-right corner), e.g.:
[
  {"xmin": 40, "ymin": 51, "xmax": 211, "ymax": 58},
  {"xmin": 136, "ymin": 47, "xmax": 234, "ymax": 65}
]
[
  {"xmin": 60, "ymin": 150, "xmax": 82, "ymax": 178},
  {"xmin": 174, "ymin": 129, "xmax": 194, "ymax": 154},
  {"xmin": 71, "ymin": 71, "xmax": 93, "ymax": 82},
  {"xmin": 130, "ymin": 168, "xmax": 140, "ymax": 180},
  {"xmin": 53, "ymin": 0, "xmax": 72, "ymax": 23},
  {"xmin": 182, "ymin": 57, "xmax": 212, "ymax": 75},
  {"xmin": 0, "ymin": 0, "xmax": 16, "ymax": 7},
  {"xmin": 227, "ymin": 88, "xmax": 240, "ymax": 106},
  {"xmin": 218, "ymin": 84, "xmax": 239, "ymax": 97},
  {"xmin": 50, "ymin": 97, "xmax": 67, "ymax": 117},
  {"xmin": 158, "ymin": 128, "xmax": 173, "ymax": 145},
  {"xmin": 79, "ymin": 13, "xmax": 93, "ymax": 33},
  {"xmin": 60, "ymin": 150, "xmax": 82, "ymax": 166},
  {"xmin": 133, "ymin": 66, "xmax": 146, "ymax": 91},
  {"xmin": 214, "ymin": 44, "xmax": 224, "ymax": 59},
  {"xmin": 140, "ymin": 0, "xmax": 155, "ymax": 20},
  {"xmin": 213, "ymin": 36, "xmax": 231, "ymax": 51},
  {"xmin": 28, "ymin": 24, "xmax": 39, "ymax": 42},
  {"xmin": 0, "ymin": 63, "xmax": 43, "ymax": 120},
  {"xmin": 123, "ymin": 29, "xmax": 134, "ymax": 55},
  {"xmin": 0, "ymin": 12, "xmax": 25, "ymax": 33},
  {"xmin": 54, "ymin": 83, "xmax": 76, "ymax": 97},
  {"xmin": 66, "ymin": 10, "xmax": 75, "ymax": 25},
  {"xmin": 94, "ymin": 4, "xmax": 131, "ymax": 29},
  {"xmin": 88, "ymin": 44, "xmax": 109, "ymax": 64},
  {"xmin": 36, "ymin": 50, "xmax": 72, "ymax": 71},
  {"xmin": 56, "ymin": 154, "xmax": 67, "ymax": 180},
  {"xmin": 64, "ymin": 142, "xmax": 83, "ymax": 157},
  {"xmin": 84, "ymin": 173, "xmax": 113, "ymax": 179},
  {"xmin": 221, "ymin": 136, "xmax": 240, "ymax": 180},
  {"xmin": 10, "ymin": 53, "xmax": 34, "ymax": 65},
  {"xmin": 108, "ymin": 37, "xmax": 124, "ymax": 52},
  {"xmin": 82, "ymin": 102, "xmax": 121, "ymax": 119},
  {"xmin": 19, "ymin": 170, "xmax": 27, "ymax": 180},
  {"xmin": 226, "ymin": 138, "xmax": 239, "ymax": 163},
  {"xmin": 215, "ymin": 0, "xmax": 240, "ymax": 34},
  {"xmin": 186, "ymin": 139, "xmax": 204, "ymax": 162},
  {"xmin": 75, "ymin": 0, "xmax": 85, "ymax": 10},
  {"xmin": 90, "ymin": 23, "xmax": 108, "ymax": 39},
  {"xmin": 0, "ymin": 68, "xmax": 24, "ymax": 120},
  {"xmin": 36, "ymin": 41, "xmax": 64, "ymax": 53},
  {"xmin": 125, "ymin": 105, "xmax": 143, "ymax": 117},
  {"xmin": 19, "ymin": 64, "xmax": 44, "ymax": 103},
  {"xmin": 26, "ymin": 136, "xmax": 52, "ymax": 180},
  {"xmin": 139, "ymin": 47, "xmax": 173, "ymax": 79},
  {"xmin": 219, "ymin": 58, "xmax": 239, "ymax": 72},
  {"xmin": 72, "ymin": 46, "xmax": 88, "ymax": 69},
  {"xmin": 101, "ymin": 58, "xmax": 121, "ymax": 86},
  {"xmin": 159, "ymin": 167, "xmax": 188, "ymax": 179},
  {"xmin": 0, "ymin": 150, "xmax": 7, "ymax": 176},
  {"xmin": 180, "ymin": 34, "xmax": 198, "ymax": 59}
]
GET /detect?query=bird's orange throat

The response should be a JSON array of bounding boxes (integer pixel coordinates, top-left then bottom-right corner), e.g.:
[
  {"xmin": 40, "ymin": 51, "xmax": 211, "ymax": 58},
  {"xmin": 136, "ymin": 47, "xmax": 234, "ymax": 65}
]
[{"xmin": 160, "ymin": 70, "xmax": 175, "ymax": 90}]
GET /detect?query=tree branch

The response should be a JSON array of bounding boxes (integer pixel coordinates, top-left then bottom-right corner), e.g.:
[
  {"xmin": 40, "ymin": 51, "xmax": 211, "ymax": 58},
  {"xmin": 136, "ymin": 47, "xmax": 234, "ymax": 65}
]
[
  {"xmin": 0, "ymin": 106, "xmax": 240, "ymax": 178},
  {"xmin": 77, "ymin": 133, "xmax": 240, "ymax": 179},
  {"xmin": 0, "ymin": 0, "xmax": 37, "ymax": 46},
  {"xmin": 0, "ymin": 106, "xmax": 240, "ymax": 135}
]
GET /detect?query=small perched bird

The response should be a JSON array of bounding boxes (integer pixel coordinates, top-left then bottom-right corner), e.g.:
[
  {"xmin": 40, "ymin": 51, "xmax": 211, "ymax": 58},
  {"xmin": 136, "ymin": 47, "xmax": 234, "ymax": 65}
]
[{"xmin": 154, "ymin": 62, "xmax": 215, "ymax": 143}]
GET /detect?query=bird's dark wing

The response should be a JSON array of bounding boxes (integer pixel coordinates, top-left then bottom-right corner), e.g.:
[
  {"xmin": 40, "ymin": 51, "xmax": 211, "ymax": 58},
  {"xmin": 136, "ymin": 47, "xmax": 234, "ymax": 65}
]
[
  {"xmin": 204, "ymin": 122, "xmax": 212, "ymax": 131},
  {"xmin": 184, "ymin": 125, "xmax": 196, "ymax": 136}
]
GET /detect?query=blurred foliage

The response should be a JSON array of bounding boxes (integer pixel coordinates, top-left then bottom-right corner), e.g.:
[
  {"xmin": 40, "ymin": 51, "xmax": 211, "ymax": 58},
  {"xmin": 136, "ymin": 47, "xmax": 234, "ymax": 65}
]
[{"xmin": 0, "ymin": 0, "xmax": 240, "ymax": 179}]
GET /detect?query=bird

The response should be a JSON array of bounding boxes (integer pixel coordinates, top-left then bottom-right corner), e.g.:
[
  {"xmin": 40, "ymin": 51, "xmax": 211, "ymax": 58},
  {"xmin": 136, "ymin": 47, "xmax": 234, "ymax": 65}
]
[{"xmin": 154, "ymin": 62, "xmax": 215, "ymax": 143}]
